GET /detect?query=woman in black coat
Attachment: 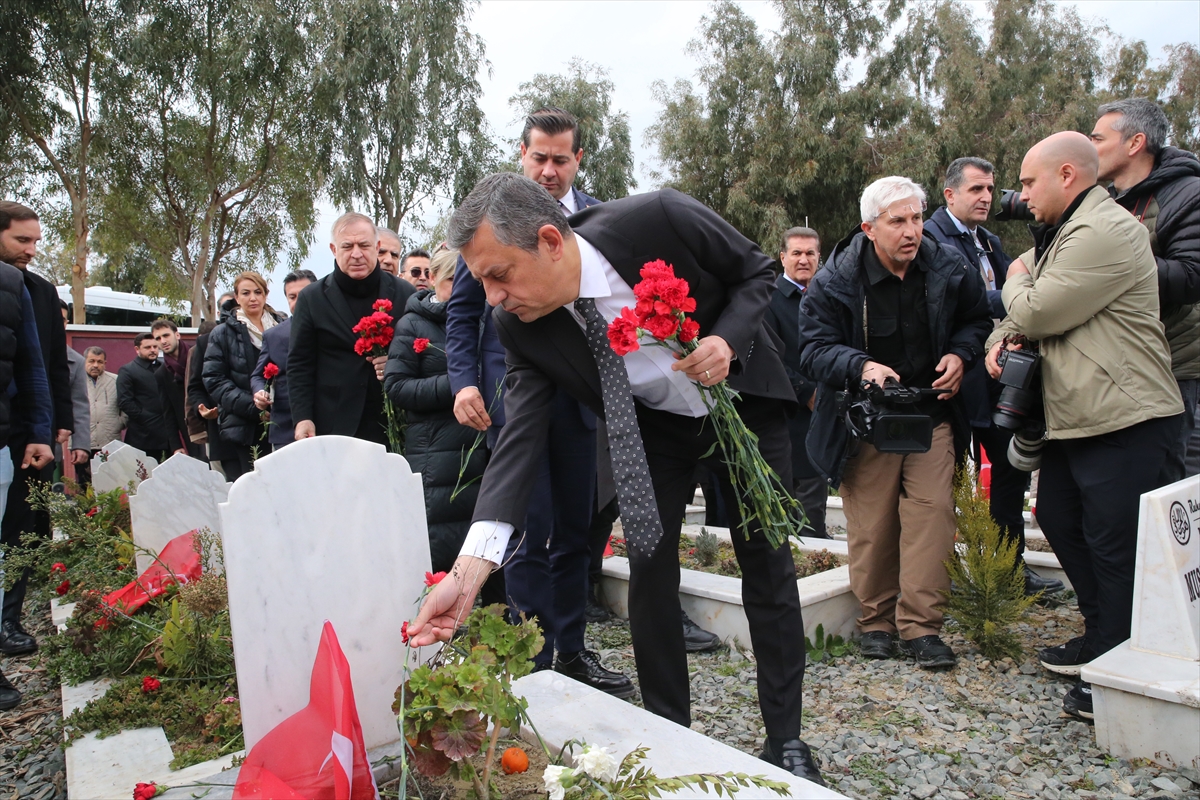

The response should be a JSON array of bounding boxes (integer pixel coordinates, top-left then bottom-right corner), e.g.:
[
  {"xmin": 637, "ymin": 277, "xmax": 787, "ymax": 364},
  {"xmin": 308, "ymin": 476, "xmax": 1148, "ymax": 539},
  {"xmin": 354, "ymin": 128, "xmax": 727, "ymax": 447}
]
[
  {"xmin": 383, "ymin": 251, "xmax": 501, "ymax": 603},
  {"xmin": 202, "ymin": 271, "xmax": 285, "ymax": 481}
]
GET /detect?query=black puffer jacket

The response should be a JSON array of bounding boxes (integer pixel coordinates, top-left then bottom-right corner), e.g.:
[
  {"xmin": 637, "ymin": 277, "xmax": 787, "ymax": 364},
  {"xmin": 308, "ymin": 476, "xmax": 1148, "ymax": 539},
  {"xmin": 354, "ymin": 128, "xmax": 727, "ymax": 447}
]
[
  {"xmin": 383, "ymin": 290, "xmax": 487, "ymax": 571},
  {"xmin": 1111, "ymin": 145, "xmax": 1200, "ymax": 379},
  {"xmin": 202, "ymin": 307, "xmax": 285, "ymax": 447},
  {"xmin": 798, "ymin": 231, "xmax": 993, "ymax": 487}
]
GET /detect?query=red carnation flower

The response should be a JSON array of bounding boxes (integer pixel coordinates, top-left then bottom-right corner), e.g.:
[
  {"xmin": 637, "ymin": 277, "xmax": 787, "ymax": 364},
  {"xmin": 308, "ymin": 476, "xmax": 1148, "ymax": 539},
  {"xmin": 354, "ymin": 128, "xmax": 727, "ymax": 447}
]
[
  {"xmin": 262, "ymin": 362, "xmax": 280, "ymax": 381},
  {"xmin": 374, "ymin": 298, "xmax": 393, "ymax": 313},
  {"xmin": 55, "ymin": 579, "xmax": 70, "ymax": 596},
  {"xmin": 424, "ymin": 571, "xmax": 446, "ymax": 586},
  {"xmin": 141, "ymin": 676, "xmax": 161, "ymax": 694},
  {"xmin": 607, "ymin": 307, "xmax": 642, "ymax": 356},
  {"xmin": 413, "ymin": 338, "xmax": 430, "ymax": 354},
  {"xmin": 133, "ymin": 783, "xmax": 159, "ymax": 800},
  {"xmin": 86, "ymin": 507, "xmax": 99, "ymax": 517},
  {"xmin": 51, "ymin": 562, "xmax": 66, "ymax": 574},
  {"xmin": 401, "ymin": 620, "xmax": 409, "ymax": 645},
  {"xmin": 679, "ymin": 317, "xmax": 701, "ymax": 343},
  {"xmin": 642, "ymin": 312, "xmax": 679, "ymax": 341}
]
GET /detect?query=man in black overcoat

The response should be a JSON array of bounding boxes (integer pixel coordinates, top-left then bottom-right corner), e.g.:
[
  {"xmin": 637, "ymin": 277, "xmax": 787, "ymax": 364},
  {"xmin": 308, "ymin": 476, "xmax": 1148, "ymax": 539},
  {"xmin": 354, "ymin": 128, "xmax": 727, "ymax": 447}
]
[
  {"xmin": 408, "ymin": 174, "xmax": 824, "ymax": 785},
  {"xmin": 0, "ymin": 202, "xmax": 74, "ymax": 655},
  {"xmin": 289, "ymin": 213, "xmax": 415, "ymax": 444}
]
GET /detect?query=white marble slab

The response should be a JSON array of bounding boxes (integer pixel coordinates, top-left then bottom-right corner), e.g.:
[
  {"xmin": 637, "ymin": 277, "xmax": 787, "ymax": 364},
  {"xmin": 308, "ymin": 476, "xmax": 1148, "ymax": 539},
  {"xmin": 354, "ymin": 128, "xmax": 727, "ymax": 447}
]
[
  {"xmin": 515, "ymin": 670, "xmax": 846, "ymax": 798},
  {"xmin": 1130, "ymin": 476, "xmax": 1200, "ymax": 660},
  {"xmin": 130, "ymin": 454, "xmax": 230, "ymax": 574},
  {"xmin": 92, "ymin": 442, "xmax": 158, "ymax": 494},
  {"xmin": 1084, "ymin": 642, "xmax": 1200, "ymax": 769},
  {"xmin": 220, "ymin": 435, "xmax": 434, "ymax": 752}
]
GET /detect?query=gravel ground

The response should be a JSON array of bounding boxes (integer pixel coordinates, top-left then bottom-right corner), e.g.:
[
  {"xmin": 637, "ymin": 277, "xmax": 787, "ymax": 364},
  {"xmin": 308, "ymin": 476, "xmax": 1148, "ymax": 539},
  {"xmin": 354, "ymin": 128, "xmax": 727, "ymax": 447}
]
[
  {"xmin": 583, "ymin": 596, "xmax": 1200, "ymax": 800},
  {"xmin": 0, "ymin": 588, "xmax": 67, "ymax": 800}
]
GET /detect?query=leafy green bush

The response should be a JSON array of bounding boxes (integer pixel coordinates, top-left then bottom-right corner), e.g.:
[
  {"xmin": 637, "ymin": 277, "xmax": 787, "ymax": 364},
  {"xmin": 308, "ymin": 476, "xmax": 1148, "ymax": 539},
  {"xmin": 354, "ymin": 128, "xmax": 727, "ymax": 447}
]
[
  {"xmin": 805, "ymin": 623, "xmax": 853, "ymax": 662},
  {"xmin": 694, "ymin": 527, "xmax": 720, "ymax": 565}
]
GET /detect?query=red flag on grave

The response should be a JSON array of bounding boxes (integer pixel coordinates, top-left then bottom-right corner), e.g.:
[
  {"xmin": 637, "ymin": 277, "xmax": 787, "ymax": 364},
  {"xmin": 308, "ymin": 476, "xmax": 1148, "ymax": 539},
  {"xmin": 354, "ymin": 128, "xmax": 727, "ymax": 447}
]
[
  {"xmin": 233, "ymin": 622, "xmax": 379, "ymax": 800},
  {"xmin": 102, "ymin": 530, "xmax": 202, "ymax": 616}
]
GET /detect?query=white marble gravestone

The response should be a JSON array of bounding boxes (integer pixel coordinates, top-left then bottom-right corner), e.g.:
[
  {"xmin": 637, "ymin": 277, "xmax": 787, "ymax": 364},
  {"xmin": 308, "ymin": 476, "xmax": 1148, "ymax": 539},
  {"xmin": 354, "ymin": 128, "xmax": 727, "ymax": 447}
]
[
  {"xmin": 91, "ymin": 443, "xmax": 157, "ymax": 494},
  {"xmin": 220, "ymin": 435, "xmax": 433, "ymax": 751},
  {"xmin": 1083, "ymin": 475, "xmax": 1200, "ymax": 768},
  {"xmin": 129, "ymin": 454, "xmax": 230, "ymax": 574}
]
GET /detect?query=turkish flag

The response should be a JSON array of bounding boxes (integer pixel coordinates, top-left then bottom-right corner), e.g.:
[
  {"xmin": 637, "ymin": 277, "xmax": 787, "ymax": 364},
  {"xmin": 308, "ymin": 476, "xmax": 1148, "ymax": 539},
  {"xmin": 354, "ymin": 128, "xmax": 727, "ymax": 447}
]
[
  {"xmin": 103, "ymin": 530, "xmax": 203, "ymax": 615},
  {"xmin": 233, "ymin": 622, "xmax": 379, "ymax": 800}
]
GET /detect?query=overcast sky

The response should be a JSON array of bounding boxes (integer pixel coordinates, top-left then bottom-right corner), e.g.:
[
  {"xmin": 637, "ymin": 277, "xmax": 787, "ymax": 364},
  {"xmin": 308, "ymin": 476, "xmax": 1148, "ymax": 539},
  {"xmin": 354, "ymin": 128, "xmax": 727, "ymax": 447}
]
[{"xmin": 273, "ymin": 0, "xmax": 1199, "ymax": 308}]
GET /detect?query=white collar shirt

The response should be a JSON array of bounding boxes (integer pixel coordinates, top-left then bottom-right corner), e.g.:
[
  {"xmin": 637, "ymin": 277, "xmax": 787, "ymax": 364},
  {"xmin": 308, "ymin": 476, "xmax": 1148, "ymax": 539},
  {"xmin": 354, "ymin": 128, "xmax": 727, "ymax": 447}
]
[{"xmin": 558, "ymin": 188, "xmax": 578, "ymax": 215}]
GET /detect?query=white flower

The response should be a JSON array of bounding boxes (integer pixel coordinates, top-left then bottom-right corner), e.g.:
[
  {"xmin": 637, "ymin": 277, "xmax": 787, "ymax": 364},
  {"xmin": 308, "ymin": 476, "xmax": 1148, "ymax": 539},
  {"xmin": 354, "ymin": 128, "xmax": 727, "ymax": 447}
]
[
  {"xmin": 578, "ymin": 744, "xmax": 620, "ymax": 783},
  {"xmin": 543, "ymin": 764, "xmax": 570, "ymax": 800}
]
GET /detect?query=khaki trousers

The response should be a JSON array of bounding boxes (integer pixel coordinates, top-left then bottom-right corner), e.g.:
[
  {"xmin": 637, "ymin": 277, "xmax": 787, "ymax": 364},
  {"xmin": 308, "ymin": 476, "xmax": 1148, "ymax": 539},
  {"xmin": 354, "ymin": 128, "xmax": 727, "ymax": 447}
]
[{"xmin": 840, "ymin": 422, "xmax": 956, "ymax": 639}]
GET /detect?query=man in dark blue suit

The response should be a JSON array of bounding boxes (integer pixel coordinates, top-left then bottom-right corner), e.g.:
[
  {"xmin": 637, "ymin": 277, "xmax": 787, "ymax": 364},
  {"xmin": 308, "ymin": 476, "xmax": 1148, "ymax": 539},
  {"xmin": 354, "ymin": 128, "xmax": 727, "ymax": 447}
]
[
  {"xmin": 925, "ymin": 157, "xmax": 1062, "ymax": 597},
  {"xmin": 252, "ymin": 270, "xmax": 315, "ymax": 450},
  {"xmin": 445, "ymin": 108, "xmax": 640, "ymax": 694}
]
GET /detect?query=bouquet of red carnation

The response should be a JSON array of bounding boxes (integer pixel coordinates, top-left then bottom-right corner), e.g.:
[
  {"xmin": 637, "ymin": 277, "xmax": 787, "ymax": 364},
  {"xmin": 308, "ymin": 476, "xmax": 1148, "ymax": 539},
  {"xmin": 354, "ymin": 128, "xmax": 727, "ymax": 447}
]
[
  {"xmin": 352, "ymin": 299, "xmax": 404, "ymax": 454},
  {"xmin": 607, "ymin": 260, "xmax": 801, "ymax": 549}
]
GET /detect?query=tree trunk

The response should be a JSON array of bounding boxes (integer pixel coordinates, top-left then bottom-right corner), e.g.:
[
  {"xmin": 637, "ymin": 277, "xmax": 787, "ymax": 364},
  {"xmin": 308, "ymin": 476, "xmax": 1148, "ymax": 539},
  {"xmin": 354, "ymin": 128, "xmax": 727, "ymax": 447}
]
[{"xmin": 70, "ymin": 193, "xmax": 88, "ymax": 323}]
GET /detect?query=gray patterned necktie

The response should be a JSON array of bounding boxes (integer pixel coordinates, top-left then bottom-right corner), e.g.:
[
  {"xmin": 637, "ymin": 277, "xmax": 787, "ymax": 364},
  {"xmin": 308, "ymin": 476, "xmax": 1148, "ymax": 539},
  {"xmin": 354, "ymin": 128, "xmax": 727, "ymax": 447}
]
[{"xmin": 574, "ymin": 297, "xmax": 664, "ymax": 558}]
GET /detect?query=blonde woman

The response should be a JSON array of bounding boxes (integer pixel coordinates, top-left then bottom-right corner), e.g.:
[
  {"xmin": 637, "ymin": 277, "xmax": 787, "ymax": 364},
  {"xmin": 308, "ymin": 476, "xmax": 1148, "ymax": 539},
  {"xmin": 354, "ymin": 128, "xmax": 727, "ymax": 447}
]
[{"xmin": 202, "ymin": 271, "xmax": 284, "ymax": 480}]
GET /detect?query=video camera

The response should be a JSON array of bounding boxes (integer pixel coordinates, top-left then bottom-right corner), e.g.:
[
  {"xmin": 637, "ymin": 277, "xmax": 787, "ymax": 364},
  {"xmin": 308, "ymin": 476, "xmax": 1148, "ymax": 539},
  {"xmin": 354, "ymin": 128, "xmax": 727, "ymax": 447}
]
[{"xmin": 837, "ymin": 378, "xmax": 944, "ymax": 454}]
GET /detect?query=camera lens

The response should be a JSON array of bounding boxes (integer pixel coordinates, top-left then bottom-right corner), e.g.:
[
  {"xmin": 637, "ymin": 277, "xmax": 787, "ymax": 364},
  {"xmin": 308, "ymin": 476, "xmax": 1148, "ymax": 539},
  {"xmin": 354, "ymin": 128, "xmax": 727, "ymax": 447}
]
[
  {"xmin": 1008, "ymin": 432, "xmax": 1044, "ymax": 471},
  {"xmin": 993, "ymin": 385, "xmax": 1035, "ymax": 431}
]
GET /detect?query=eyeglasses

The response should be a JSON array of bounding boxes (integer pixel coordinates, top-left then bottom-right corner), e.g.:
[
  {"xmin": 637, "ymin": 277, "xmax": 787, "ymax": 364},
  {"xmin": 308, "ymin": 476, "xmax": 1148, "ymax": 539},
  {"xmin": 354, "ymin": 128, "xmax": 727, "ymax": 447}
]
[{"xmin": 409, "ymin": 268, "xmax": 431, "ymax": 278}]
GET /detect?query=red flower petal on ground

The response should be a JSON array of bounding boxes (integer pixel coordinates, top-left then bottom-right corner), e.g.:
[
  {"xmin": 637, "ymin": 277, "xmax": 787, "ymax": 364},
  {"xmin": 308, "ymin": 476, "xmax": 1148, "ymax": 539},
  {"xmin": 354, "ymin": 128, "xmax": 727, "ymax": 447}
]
[
  {"xmin": 413, "ymin": 338, "xmax": 430, "ymax": 354},
  {"xmin": 424, "ymin": 571, "xmax": 446, "ymax": 586},
  {"xmin": 133, "ymin": 782, "xmax": 159, "ymax": 800},
  {"xmin": 401, "ymin": 620, "xmax": 409, "ymax": 645},
  {"xmin": 141, "ymin": 676, "xmax": 161, "ymax": 693},
  {"xmin": 55, "ymin": 579, "xmax": 70, "ymax": 596},
  {"xmin": 607, "ymin": 307, "xmax": 642, "ymax": 356},
  {"xmin": 51, "ymin": 562, "xmax": 66, "ymax": 573},
  {"xmin": 262, "ymin": 362, "xmax": 279, "ymax": 380},
  {"xmin": 86, "ymin": 507, "xmax": 99, "ymax": 517}
]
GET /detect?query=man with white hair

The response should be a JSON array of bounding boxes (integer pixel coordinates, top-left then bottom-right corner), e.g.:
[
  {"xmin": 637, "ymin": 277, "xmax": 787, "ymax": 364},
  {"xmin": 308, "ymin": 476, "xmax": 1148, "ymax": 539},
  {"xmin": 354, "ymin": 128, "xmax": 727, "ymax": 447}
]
[
  {"xmin": 289, "ymin": 212, "xmax": 415, "ymax": 443},
  {"xmin": 798, "ymin": 176, "xmax": 992, "ymax": 669}
]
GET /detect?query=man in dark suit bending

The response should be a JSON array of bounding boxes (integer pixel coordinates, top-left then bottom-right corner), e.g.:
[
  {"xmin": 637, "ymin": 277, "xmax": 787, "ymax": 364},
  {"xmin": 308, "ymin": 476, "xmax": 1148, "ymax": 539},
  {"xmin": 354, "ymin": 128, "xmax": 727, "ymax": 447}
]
[
  {"xmin": 289, "ymin": 213, "xmax": 415, "ymax": 444},
  {"xmin": 410, "ymin": 173, "xmax": 824, "ymax": 785}
]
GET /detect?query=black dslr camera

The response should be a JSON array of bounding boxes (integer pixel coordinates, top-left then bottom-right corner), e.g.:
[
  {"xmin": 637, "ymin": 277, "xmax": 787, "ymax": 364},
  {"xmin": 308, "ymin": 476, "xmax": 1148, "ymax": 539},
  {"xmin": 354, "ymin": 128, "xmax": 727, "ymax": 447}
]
[
  {"xmin": 994, "ymin": 189, "xmax": 1035, "ymax": 222},
  {"xmin": 992, "ymin": 335, "xmax": 1046, "ymax": 470},
  {"xmin": 837, "ymin": 378, "xmax": 943, "ymax": 454}
]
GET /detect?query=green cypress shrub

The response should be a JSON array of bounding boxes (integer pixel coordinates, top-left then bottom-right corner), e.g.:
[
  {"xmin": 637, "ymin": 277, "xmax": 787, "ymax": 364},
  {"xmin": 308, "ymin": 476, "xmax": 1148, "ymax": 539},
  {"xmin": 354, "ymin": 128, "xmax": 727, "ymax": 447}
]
[{"xmin": 944, "ymin": 467, "xmax": 1038, "ymax": 661}]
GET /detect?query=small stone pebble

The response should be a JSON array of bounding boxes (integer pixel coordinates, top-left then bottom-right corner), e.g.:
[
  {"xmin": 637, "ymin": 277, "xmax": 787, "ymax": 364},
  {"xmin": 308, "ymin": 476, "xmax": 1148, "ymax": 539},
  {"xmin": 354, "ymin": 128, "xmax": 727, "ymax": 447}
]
[{"xmin": 584, "ymin": 596, "xmax": 1200, "ymax": 800}]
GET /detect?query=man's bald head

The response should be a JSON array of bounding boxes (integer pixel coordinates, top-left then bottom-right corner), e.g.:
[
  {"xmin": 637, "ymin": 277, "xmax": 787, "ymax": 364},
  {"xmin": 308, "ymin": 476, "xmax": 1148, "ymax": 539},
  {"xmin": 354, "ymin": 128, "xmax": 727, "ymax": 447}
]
[{"xmin": 1018, "ymin": 131, "xmax": 1100, "ymax": 225}]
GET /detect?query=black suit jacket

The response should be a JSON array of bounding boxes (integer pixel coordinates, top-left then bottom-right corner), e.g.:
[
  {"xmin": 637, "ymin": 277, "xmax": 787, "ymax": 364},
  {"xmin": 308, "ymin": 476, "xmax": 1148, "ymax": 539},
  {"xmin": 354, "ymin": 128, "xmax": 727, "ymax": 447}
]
[
  {"xmin": 117, "ymin": 357, "xmax": 180, "ymax": 452},
  {"xmin": 251, "ymin": 319, "xmax": 295, "ymax": 446},
  {"xmin": 764, "ymin": 275, "xmax": 820, "ymax": 479},
  {"xmin": 288, "ymin": 268, "xmax": 415, "ymax": 436},
  {"xmin": 11, "ymin": 270, "xmax": 72, "ymax": 443},
  {"xmin": 473, "ymin": 189, "xmax": 795, "ymax": 527}
]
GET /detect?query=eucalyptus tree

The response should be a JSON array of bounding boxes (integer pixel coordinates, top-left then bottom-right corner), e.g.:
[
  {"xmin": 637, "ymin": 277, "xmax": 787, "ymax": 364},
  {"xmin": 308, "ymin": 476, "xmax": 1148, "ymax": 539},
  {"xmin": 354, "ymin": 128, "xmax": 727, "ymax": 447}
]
[
  {"xmin": 319, "ymin": 0, "xmax": 493, "ymax": 238},
  {"xmin": 0, "ymin": 0, "xmax": 114, "ymax": 320},
  {"xmin": 508, "ymin": 58, "xmax": 637, "ymax": 201},
  {"xmin": 97, "ymin": 0, "xmax": 325, "ymax": 322}
]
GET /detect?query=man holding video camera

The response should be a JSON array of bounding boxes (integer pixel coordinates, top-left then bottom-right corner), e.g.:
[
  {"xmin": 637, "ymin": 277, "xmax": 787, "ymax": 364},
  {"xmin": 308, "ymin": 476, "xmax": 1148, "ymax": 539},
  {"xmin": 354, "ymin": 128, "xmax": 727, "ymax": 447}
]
[
  {"xmin": 985, "ymin": 132, "xmax": 1183, "ymax": 720},
  {"xmin": 799, "ymin": 176, "xmax": 992, "ymax": 669}
]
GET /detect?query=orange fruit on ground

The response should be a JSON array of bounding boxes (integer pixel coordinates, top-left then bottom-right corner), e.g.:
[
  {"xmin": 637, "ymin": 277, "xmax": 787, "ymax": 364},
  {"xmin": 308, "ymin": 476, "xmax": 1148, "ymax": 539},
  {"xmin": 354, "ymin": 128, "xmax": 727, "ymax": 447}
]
[{"xmin": 501, "ymin": 746, "xmax": 529, "ymax": 774}]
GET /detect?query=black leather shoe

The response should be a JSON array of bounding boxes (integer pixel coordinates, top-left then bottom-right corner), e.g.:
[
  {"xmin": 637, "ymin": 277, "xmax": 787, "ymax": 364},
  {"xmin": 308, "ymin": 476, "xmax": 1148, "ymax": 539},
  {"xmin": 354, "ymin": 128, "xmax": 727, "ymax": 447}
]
[
  {"xmin": 898, "ymin": 634, "xmax": 957, "ymax": 669},
  {"xmin": 760, "ymin": 737, "xmax": 826, "ymax": 786},
  {"xmin": 1039, "ymin": 635, "xmax": 1096, "ymax": 677},
  {"xmin": 554, "ymin": 650, "xmax": 636, "ymax": 699},
  {"xmin": 1062, "ymin": 682, "xmax": 1094, "ymax": 720},
  {"xmin": 0, "ymin": 671, "xmax": 20, "ymax": 711},
  {"xmin": 1024, "ymin": 565, "xmax": 1065, "ymax": 597},
  {"xmin": 0, "ymin": 620, "xmax": 36, "ymax": 656},
  {"xmin": 682, "ymin": 610, "xmax": 721, "ymax": 652},
  {"xmin": 859, "ymin": 630, "xmax": 896, "ymax": 659},
  {"xmin": 585, "ymin": 585, "xmax": 611, "ymax": 624}
]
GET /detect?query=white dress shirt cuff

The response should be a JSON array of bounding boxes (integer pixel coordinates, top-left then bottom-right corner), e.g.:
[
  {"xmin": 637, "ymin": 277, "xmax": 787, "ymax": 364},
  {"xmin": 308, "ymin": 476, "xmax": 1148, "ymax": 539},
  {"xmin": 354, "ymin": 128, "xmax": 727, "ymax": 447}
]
[{"xmin": 461, "ymin": 520, "xmax": 515, "ymax": 565}]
